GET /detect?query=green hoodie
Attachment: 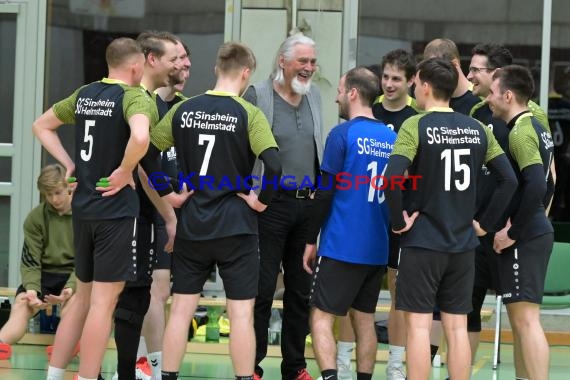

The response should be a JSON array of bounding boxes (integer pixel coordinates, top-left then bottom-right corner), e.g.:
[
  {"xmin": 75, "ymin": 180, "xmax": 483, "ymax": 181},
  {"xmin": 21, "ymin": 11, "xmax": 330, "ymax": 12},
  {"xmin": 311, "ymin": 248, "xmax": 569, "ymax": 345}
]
[{"xmin": 20, "ymin": 202, "xmax": 75, "ymax": 293}]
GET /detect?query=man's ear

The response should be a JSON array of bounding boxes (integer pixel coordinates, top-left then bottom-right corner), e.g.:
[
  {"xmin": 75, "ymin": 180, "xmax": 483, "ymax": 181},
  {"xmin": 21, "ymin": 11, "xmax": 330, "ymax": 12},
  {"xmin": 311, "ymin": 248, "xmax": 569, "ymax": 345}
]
[
  {"xmin": 450, "ymin": 58, "xmax": 461, "ymax": 71},
  {"xmin": 146, "ymin": 52, "xmax": 157, "ymax": 67},
  {"xmin": 421, "ymin": 80, "xmax": 430, "ymax": 96},
  {"xmin": 242, "ymin": 67, "xmax": 251, "ymax": 80},
  {"xmin": 348, "ymin": 87, "xmax": 358, "ymax": 100},
  {"xmin": 504, "ymin": 89, "xmax": 514, "ymax": 104}
]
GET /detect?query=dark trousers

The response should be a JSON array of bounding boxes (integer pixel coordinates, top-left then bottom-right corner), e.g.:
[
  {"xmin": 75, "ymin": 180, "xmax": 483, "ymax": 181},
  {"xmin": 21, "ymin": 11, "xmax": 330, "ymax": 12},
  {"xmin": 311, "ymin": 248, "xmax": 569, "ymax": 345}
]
[
  {"xmin": 254, "ymin": 193, "xmax": 313, "ymax": 379},
  {"xmin": 114, "ymin": 285, "xmax": 151, "ymax": 380}
]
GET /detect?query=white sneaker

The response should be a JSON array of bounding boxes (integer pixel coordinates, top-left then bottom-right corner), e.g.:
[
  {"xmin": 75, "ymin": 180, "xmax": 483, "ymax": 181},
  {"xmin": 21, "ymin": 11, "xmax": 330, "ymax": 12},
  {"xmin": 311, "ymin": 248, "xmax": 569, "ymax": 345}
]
[
  {"xmin": 386, "ymin": 364, "xmax": 406, "ymax": 380},
  {"xmin": 135, "ymin": 357, "xmax": 152, "ymax": 380},
  {"xmin": 337, "ymin": 360, "xmax": 353, "ymax": 380}
]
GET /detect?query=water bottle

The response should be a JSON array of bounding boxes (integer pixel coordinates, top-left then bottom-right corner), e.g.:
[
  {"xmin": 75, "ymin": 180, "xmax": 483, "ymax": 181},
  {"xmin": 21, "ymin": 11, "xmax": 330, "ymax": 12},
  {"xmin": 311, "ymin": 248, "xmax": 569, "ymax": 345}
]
[
  {"xmin": 205, "ymin": 306, "xmax": 221, "ymax": 342},
  {"xmin": 28, "ymin": 314, "xmax": 40, "ymax": 333}
]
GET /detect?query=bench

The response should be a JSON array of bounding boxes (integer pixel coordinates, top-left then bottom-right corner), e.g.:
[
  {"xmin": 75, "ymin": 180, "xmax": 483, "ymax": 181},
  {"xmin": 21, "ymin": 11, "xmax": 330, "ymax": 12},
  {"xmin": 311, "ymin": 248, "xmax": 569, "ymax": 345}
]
[
  {"xmin": 0, "ymin": 287, "xmax": 16, "ymax": 298},
  {"xmin": 13, "ymin": 293, "xmax": 494, "ymax": 362}
]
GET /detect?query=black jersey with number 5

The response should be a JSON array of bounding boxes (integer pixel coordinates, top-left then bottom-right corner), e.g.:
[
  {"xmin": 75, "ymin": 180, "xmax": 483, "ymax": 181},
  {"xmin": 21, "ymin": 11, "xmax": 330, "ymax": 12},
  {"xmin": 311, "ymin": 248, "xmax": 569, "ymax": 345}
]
[
  {"xmin": 391, "ymin": 108, "xmax": 503, "ymax": 252},
  {"xmin": 53, "ymin": 79, "xmax": 152, "ymax": 219}
]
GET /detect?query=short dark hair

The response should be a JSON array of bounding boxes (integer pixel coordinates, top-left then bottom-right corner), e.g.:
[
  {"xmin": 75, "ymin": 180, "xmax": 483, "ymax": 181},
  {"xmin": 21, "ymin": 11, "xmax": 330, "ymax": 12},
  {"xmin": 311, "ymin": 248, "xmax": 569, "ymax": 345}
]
[
  {"xmin": 344, "ymin": 66, "xmax": 380, "ymax": 107},
  {"xmin": 471, "ymin": 43, "xmax": 513, "ymax": 69},
  {"xmin": 381, "ymin": 49, "xmax": 416, "ymax": 80},
  {"xmin": 136, "ymin": 30, "xmax": 179, "ymax": 58},
  {"xmin": 216, "ymin": 42, "xmax": 256, "ymax": 74},
  {"xmin": 416, "ymin": 58, "xmax": 458, "ymax": 101},
  {"xmin": 492, "ymin": 65, "xmax": 534, "ymax": 104},
  {"xmin": 105, "ymin": 37, "xmax": 143, "ymax": 68}
]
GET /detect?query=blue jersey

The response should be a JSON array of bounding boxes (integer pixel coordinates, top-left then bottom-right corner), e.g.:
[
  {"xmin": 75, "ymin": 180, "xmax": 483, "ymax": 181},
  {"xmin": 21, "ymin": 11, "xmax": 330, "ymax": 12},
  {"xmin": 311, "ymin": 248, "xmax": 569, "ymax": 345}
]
[{"xmin": 318, "ymin": 116, "xmax": 396, "ymax": 265}]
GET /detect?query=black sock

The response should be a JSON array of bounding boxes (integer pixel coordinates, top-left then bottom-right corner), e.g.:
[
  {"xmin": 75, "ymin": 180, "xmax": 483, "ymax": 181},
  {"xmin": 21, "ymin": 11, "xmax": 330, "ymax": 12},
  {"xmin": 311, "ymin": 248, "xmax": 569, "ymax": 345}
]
[
  {"xmin": 235, "ymin": 376, "xmax": 254, "ymax": 380},
  {"xmin": 430, "ymin": 344, "xmax": 439, "ymax": 361},
  {"xmin": 356, "ymin": 372, "xmax": 372, "ymax": 380},
  {"xmin": 321, "ymin": 369, "xmax": 338, "ymax": 380},
  {"xmin": 162, "ymin": 371, "xmax": 178, "ymax": 380}
]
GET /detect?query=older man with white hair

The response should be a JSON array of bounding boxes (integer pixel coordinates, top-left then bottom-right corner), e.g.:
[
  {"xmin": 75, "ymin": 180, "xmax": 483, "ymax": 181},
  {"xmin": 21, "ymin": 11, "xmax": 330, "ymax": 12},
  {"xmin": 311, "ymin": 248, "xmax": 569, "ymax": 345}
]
[{"xmin": 243, "ymin": 34, "xmax": 324, "ymax": 380}]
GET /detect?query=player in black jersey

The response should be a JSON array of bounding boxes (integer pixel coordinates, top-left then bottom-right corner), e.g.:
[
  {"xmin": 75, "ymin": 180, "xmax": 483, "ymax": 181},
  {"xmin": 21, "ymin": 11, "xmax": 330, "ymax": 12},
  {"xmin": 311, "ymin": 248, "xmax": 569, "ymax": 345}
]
[
  {"xmin": 371, "ymin": 48, "xmax": 418, "ymax": 380},
  {"xmin": 141, "ymin": 42, "xmax": 281, "ymax": 380},
  {"xmin": 136, "ymin": 37, "xmax": 191, "ymax": 380},
  {"xmin": 110, "ymin": 31, "xmax": 185, "ymax": 380},
  {"xmin": 548, "ymin": 87, "xmax": 570, "ymax": 221},
  {"xmin": 384, "ymin": 58, "xmax": 517, "ymax": 380},
  {"xmin": 465, "ymin": 44, "xmax": 554, "ymax": 370},
  {"xmin": 424, "ymin": 38, "xmax": 481, "ymax": 115},
  {"xmin": 373, "ymin": 49, "xmax": 418, "ymax": 133},
  {"xmin": 422, "ymin": 40, "xmax": 483, "ymax": 364},
  {"xmin": 33, "ymin": 37, "xmax": 152, "ymax": 380},
  {"xmin": 486, "ymin": 65, "xmax": 554, "ymax": 380}
]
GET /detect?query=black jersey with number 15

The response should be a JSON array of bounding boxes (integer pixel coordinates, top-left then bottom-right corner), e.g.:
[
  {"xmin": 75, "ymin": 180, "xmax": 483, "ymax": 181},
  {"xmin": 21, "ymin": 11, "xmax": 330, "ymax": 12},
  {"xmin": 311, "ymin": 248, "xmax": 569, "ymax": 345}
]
[{"xmin": 391, "ymin": 109, "xmax": 503, "ymax": 252}]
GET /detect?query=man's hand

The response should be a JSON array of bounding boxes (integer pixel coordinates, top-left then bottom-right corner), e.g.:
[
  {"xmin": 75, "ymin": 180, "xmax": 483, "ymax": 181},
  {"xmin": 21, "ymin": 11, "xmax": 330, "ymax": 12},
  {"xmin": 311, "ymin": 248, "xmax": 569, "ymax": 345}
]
[
  {"xmin": 96, "ymin": 166, "xmax": 135, "ymax": 196},
  {"xmin": 493, "ymin": 225, "xmax": 515, "ymax": 253},
  {"xmin": 24, "ymin": 290, "xmax": 46, "ymax": 308},
  {"xmin": 392, "ymin": 211, "xmax": 419, "ymax": 234},
  {"xmin": 473, "ymin": 220, "xmax": 487, "ymax": 237},
  {"xmin": 493, "ymin": 219, "xmax": 513, "ymax": 253},
  {"xmin": 237, "ymin": 191, "xmax": 267, "ymax": 212},
  {"xmin": 164, "ymin": 218, "xmax": 176, "ymax": 253},
  {"xmin": 302, "ymin": 244, "xmax": 317, "ymax": 274},
  {"xmin": 66, "ymin": 165, "xmax": 77, "ymax": 192},
  {"xmin": 164, "ymin": 183, "xmax": 194, "ymax": 208},
  {"xmin": 44, "ymin": 288, "xmax": 73, "ymax": 305}
]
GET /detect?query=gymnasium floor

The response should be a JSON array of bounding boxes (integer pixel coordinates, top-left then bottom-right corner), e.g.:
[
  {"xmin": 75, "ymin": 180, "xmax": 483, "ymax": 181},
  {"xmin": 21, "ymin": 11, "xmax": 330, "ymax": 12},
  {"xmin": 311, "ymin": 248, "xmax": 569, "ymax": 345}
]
[{"xmin": 2, "ymin": 342, "xmax": 570, "ymax": 379}]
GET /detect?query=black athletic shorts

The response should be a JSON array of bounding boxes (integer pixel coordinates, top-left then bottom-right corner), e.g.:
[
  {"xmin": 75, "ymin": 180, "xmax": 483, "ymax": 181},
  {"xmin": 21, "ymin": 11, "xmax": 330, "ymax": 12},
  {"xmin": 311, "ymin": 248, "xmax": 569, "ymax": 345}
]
[
  {"xmin": 17, "ymin": 271, "xmax": 70, "ymax": 301},
  {"xmin": 126, "ymin": 221, "xmax": 155, "ymax": 288},
  {"xmin": 498, "ymin": 233, "xmax": 553, "ymax": 304},
  {"xmin": 171, "ymin": 234, "xmax": 258, "ymax": 300},
  {"xmin": 74, "ymin": 217, "xmax": 138, "ymax": 283},
  {"xmin": 388, "ymin": 231, "xmax": 401, "ymax": 269},
  {"xmin": 396, "ymin": 247, "xmax": 474, "ymax": 314},
  {"xmin": 153, "ymin": 224, "xmax": 171, "ymax": 271},
  {"xmin": 309, "ymin": 256, "xmax": 385, "ymax": 315}
]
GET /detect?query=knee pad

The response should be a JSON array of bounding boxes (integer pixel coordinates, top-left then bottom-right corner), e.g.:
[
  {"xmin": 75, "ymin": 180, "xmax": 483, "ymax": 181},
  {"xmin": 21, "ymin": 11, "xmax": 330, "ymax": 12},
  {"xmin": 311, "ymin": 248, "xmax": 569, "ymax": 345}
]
[
  {"xmin": 114, "ymin": 286, "xmax": 151, "ymax": 326},
  {"xmin": 114, "ymin": 307, "xmax": 145, "ymax": 326}
]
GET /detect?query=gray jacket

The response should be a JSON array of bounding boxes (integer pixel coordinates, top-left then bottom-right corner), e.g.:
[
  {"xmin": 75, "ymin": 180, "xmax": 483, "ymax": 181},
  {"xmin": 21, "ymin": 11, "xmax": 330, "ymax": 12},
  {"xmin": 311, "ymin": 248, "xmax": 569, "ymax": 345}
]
[{"xmin": 249, "ymin": 79, "xmax": 324, "ymax": 189}]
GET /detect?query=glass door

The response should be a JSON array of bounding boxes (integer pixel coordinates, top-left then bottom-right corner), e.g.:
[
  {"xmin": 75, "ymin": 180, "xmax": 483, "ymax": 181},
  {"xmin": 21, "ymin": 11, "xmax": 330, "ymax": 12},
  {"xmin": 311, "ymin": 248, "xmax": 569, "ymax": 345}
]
[{"xmin": 0, "ymin": 1, "xmax": 46, "ymax": 287}]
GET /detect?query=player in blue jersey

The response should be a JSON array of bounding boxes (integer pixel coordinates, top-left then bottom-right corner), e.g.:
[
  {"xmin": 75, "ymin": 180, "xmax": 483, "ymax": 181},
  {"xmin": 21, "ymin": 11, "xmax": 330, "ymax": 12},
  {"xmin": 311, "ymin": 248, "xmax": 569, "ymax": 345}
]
[{"xmin": 303, "ymin": 67, "xmax": 396, "ymax": 380}]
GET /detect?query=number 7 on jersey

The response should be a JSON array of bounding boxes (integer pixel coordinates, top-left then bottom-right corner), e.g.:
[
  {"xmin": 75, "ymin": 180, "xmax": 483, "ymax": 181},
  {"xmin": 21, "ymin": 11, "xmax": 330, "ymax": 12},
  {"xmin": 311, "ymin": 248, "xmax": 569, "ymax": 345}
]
[{"xmin": 198, "ymin": 134, "xmax": 216, "ymax": 175}]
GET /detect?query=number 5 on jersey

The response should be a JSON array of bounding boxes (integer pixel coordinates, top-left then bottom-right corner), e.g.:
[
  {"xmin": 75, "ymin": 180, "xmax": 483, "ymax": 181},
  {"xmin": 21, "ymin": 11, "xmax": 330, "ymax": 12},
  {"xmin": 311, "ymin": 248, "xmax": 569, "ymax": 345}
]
[{"xmin": 80, "ymin": 120, "xmax": 95, "ymax": 161}]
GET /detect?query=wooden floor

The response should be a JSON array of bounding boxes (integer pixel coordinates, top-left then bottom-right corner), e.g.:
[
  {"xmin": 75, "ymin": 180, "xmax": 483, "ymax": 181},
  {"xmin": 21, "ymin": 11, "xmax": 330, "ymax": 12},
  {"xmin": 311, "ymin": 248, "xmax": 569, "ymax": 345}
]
[{"xmin": 2, "ymin": 341, "xmax": 570, "ymax": 379}]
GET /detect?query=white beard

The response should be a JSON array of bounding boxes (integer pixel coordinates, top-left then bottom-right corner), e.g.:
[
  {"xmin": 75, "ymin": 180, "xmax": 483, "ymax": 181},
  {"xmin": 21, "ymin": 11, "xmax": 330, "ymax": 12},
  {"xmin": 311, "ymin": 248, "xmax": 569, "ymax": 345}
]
[{"xmin": 291, "ymin": 76, "xmax": 311, "ymax": 95}]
